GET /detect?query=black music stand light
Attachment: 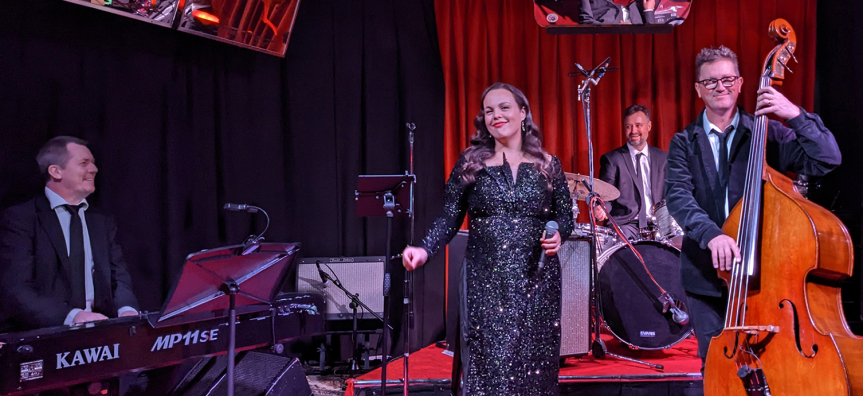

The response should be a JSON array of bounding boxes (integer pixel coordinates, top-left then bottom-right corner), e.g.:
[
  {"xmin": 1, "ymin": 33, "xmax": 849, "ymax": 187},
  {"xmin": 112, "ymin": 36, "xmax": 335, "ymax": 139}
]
[
  {"xmin": 153, "ymin": 242, "xmax": 301, "ymax": 396},
  {"xmin": 355, "ymin": 173, "xmax": 414, "ymax": 396}
]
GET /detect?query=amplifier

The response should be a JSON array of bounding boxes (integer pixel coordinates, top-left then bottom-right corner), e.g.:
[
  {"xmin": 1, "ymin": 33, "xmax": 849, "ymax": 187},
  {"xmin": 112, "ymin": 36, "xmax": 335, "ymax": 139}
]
[
  {"xmin": 446, "ymin": 233, "xmax": 591, "ymax": 356},
  {"xmin": 297, "ymin": 256, "xmax": 385, "ymax": 320},
  {"xmin": 559, "ymin": 238, "xmax": 591, "ymax": 357}
]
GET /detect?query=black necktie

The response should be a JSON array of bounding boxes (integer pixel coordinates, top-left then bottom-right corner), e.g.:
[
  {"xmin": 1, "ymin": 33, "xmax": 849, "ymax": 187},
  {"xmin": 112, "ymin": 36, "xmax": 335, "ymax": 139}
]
[
  {"xmin": 714, "ymin": 127, "xmax": 732, "ymax": 192},
  {"xmin": 635, "ymin": 153, "xmax": 647, "ymax": 228},
  {"xmin": 64, "ymin": 204, "xmax": 86, "ymax": 308}
]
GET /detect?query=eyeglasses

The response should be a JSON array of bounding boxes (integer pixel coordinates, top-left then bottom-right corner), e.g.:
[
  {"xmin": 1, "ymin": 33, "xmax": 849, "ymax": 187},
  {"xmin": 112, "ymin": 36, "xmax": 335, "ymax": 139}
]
[{"xmin": 696, "ymin": 76, "xmax": 740, "ymax": 90}]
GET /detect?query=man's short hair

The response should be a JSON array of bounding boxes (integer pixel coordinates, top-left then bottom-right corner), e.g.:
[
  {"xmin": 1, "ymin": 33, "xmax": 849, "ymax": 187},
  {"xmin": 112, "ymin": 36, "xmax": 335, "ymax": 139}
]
[
  {"xmin": 623, "ymin": 104, "xmax": 651, "ymax": 122},
  {"xmin": 695, "ymin": 46, "xmax": 740, "ymax": 79},
  {"xmin": 36, "ymin": 136, "xmax": 89, "ymax": 182}
]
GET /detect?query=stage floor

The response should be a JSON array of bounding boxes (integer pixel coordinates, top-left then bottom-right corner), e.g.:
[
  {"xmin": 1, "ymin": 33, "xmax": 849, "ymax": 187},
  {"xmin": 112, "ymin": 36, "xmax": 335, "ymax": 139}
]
[{"xmin": 345, "ymin": 333, "xmax": 703, "ymax": 396}]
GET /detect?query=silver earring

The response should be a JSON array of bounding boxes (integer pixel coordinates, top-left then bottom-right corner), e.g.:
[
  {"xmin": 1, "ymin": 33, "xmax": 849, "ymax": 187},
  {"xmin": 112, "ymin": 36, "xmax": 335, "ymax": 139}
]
[{"xmin": 521, "ymin": 120, "xmax": 526, "ymax": 132}]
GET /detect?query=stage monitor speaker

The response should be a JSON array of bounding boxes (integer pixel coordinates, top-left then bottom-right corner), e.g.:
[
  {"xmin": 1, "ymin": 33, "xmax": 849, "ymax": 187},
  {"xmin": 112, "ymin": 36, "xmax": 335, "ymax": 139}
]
[
  {"xmin": 171, "ymin": 351, "xmax": 312, "ymax": 396},
  {"xmin": 445, "ymin": 230, "xmax": 469, "ymax": 352},
  {"xmin": 296, "ymin": 256, "xmax": 385, "ymax": 320},
  {"xmin": 446, "ymin": 233, "xmax": 590, "ymax": 357},
  {"xmin": 558, "ymin": 237, "xmax": 591, "ymax": 357}
]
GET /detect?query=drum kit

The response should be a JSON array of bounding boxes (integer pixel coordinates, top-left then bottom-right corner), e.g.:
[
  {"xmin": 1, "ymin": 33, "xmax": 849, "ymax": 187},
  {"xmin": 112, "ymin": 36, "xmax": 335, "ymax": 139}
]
[
  {"xmin": 562, "ymin": 57, "xmax": 690, "ymax": 368},
  {"xmin": 565, "ymin": 172, "xmax": 692, "ymax": 353}
]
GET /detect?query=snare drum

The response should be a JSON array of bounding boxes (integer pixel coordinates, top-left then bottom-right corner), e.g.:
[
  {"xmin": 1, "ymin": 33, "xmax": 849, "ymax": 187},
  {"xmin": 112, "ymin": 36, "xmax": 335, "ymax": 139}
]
[
  {"xmin": 572, "ymin": 223, "xmax": 619, "ymax": 253},
  {"xmin": 650, "ymin": 200, "xmax": 684, "ymax": 248}
]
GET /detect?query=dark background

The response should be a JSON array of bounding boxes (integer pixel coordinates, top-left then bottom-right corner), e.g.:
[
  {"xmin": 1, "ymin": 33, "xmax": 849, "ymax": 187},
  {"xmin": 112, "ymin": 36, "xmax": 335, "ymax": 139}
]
[
  {"xmin": 0, "ymin": 0, "xmax": 861, "ymax": 366},
  {"xmin": 815, "ymin": 0, "xmax": 863, "ymax": 327},
  {"xmin": 0, "ymin": 0, "xmax": 448, "ymax": 357}
]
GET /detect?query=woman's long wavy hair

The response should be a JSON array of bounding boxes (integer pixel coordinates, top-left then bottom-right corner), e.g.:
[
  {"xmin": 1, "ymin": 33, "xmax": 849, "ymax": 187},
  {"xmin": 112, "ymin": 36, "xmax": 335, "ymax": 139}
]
[{"xmin": 461, "ymin": 82, "xmax": 553, "ymax": 190}]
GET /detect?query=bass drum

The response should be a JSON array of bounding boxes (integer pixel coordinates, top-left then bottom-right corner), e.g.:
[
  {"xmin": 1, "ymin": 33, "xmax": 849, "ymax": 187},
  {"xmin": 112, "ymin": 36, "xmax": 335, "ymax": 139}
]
[{"xmin": 596, "ymin": 240, "xmax": 692, "ymax": 350}]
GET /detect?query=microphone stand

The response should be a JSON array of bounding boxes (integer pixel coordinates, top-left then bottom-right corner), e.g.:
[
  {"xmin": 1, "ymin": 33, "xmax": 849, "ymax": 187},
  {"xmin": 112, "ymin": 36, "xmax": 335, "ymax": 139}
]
[
  {"xmin": 575, "ymin": 60, "xmax": 663, "ymax": 370},
  {"xmin": 403, "ymin": 122, "xmax": 417, "ymax": 396},
  {"xmin": 380, "ymin": 192, "xmax": 396, "ymax": 396},
  {"xmin": 315, "ymin": 263, "xmax": 392, "ymax": 378},
  {"xmin": 220, "ymin": 204, "xmax": 273, "ymax": 395}
]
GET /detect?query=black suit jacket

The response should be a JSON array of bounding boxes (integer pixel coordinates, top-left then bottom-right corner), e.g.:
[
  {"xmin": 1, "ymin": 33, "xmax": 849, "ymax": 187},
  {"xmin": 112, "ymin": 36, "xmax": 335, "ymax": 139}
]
[
  {"xmin": 665, "ymin": 108, "xmax": 842, "ymax": 297},
  {"xmin": 599, "ymin": 144, "xmax": 668, "ymax": 226},
  {"xmin": 0, "ymin": 196, "xmax": 138, "ymax": 332},
  {"xmin": 579, "ymin": 0, "xmax": 656, "ymax": 24}
]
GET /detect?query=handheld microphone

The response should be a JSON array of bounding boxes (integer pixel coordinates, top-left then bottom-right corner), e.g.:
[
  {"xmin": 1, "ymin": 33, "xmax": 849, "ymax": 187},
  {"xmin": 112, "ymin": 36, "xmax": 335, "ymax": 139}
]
[
  {"xmin": 315, "ymin": 260, "xmax": 329, "ymax": 285},
  {"xmin": 537, "ymin": 221, "xmax": 559, "ymax": 272}
]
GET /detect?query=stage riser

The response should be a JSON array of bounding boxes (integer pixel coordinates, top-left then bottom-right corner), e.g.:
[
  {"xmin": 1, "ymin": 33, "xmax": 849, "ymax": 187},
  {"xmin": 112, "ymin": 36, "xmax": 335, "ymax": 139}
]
[
  {"xmin": 560, "ymin": 380, "xmax": 704, "ymax": 395},
  {"xmin": 355, "ymin": 385, "xmax": 451, "ymax": 396},
  {"xmin": 354, "ymin": 381, "xmax": 704, "ymax": 396}
]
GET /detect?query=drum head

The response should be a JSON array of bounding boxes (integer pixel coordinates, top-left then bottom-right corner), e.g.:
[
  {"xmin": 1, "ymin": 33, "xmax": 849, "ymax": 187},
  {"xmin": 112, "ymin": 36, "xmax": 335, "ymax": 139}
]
[{"xmin": 597, "ymin": 241, "xmax": 691, "ymax": 350}]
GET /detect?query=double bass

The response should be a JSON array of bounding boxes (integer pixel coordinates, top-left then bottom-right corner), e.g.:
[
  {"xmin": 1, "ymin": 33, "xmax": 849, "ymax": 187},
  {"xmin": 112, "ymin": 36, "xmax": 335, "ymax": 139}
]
[{"xmin": 704, "ymin": 19, "xmax": 863, "ymax": 395}]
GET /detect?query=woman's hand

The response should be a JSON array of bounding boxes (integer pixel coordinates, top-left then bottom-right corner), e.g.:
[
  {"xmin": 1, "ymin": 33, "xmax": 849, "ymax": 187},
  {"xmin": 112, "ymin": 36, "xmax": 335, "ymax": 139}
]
[
  {"xmin": 402, "ymin": 246, "xmax": 429, "ymax": 271},
  {"xmin": 540, "ymin": 231, "xmax": 562, "ymax": 256}
]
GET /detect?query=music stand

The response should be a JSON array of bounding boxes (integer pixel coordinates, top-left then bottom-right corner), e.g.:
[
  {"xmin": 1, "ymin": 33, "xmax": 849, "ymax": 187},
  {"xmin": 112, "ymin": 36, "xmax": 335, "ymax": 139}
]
[
  {"xmin": 152, "ymin": 242, "xmax": 301, "ymax": 396},
  {"xmin": 355, "ymin": 173, "xmax": 414, "ymax": 396}
]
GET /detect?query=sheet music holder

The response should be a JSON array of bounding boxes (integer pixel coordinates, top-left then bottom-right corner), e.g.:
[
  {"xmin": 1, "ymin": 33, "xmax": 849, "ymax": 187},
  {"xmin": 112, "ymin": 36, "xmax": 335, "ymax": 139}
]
[
  {"xmin": 151, "ymin": 242, "xmax": 301, "ymax": 396},
  {"xmin": 152, "ymin": 242, "xmax": 301, "ymax": 327},
  {"xmin": 355, "ymin": 174, "xmax": 414, "ymax": 218}
]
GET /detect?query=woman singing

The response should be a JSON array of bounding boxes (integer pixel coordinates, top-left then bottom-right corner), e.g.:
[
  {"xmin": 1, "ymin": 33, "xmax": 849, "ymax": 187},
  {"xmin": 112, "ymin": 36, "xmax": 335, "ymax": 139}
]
[{"xmin": 402, "ymin": 82, "xmax": 574, "ymax": 395}]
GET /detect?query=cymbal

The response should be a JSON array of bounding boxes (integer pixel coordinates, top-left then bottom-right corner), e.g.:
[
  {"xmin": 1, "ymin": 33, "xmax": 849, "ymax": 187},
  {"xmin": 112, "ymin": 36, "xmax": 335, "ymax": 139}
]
[{"xmin": 565, "ymin": 173, "xmax": 620, "ymax": 202}]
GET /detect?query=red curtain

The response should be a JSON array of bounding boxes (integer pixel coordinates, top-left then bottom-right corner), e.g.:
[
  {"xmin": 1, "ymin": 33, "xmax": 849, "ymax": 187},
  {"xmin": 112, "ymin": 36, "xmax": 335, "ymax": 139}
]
[{"xmin": 435, "ymin": 0, "xmax": 817, "ymax": 220}]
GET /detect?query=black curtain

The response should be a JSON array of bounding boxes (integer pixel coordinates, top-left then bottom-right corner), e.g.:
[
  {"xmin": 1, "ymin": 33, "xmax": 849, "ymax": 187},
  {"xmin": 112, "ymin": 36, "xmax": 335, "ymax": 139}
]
[
  {"xmin": 815, "ymin": 0, "xmax": 863, "ymax": 328},
  {"xmin": 0, "ymin": 0, "xmax": 447, "ymax": 354}
]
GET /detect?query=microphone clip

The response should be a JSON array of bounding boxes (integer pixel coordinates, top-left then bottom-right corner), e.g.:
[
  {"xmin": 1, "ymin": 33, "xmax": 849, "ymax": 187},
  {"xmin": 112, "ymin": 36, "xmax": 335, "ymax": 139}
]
[
  {"xmin": 658, "ymin": 292, "xmax": 689, "ymax": 325},
  {"xmin": 315, "ymin": 260, "xmax": 332, "ymax": 286},
  {"xmin": 575, "ymin": 57, "xmax": 614, "ymax": 96},
  {"xmin": 223, "ymin": 203, "xmax": 271, "ymax": 254}
]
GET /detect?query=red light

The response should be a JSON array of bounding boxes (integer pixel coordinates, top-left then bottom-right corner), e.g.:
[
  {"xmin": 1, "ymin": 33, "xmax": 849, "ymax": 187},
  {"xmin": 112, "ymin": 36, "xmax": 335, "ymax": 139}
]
[{"xmin": 192, "ymin": 10, "xmax": 220, "ymax": 26}]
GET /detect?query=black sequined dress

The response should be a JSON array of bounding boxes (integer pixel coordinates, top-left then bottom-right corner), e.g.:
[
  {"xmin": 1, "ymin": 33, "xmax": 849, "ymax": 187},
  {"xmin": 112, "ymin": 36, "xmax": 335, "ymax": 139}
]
[{"xmin": 422, "ymin": 155, "xmax": 574, "ymax": 395}]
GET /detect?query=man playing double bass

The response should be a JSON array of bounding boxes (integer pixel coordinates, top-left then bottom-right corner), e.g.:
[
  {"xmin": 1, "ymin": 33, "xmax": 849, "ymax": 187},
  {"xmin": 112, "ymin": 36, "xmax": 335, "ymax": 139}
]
[{"xmin": 664, "ymin": 46, "xmax": 842, "ymax": 370}]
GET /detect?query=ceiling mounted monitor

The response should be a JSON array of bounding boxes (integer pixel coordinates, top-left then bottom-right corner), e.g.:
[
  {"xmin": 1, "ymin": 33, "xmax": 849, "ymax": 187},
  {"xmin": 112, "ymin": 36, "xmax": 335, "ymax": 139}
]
[
  {"xmin": 63, "ymin": 0, "xmax": 302, "ymax": 57},
  {"xmin": 534, "ymin": 0, "xmax": 692, "ymax": 34}
]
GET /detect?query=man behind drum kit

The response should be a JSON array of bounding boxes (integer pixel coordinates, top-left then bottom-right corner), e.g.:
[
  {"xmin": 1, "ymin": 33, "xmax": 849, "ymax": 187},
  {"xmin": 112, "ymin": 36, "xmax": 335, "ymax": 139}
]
[{"xmin": 595, "ymin": 104, "xmax": 668, "ymax": 241}]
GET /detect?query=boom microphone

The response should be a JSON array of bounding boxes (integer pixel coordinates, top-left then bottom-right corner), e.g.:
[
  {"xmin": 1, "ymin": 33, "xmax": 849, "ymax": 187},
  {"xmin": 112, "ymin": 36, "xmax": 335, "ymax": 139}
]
[
  {"xmin": 315, "ymin": 260, "xmax": 329, "ymax": 285},
  {"xmin": 223, "ymin": 203, "xmax": 259, "ymax": 213}
]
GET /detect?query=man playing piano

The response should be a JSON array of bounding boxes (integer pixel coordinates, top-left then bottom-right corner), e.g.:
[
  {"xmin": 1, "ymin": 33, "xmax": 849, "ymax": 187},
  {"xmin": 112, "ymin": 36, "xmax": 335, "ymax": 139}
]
[{"xmin": 0, "ymin": 136, "xmax": 139, "ymax": 333}]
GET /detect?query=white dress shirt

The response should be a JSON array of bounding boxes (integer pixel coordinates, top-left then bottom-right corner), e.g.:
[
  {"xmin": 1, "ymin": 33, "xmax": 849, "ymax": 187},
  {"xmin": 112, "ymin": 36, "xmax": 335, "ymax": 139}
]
[
  {"xmin": 702, "ymin": 111, "xmax": 740, "ymax": 218},
  {"xmin": 627, "ymin": 143, "xmax": 653, "ymax": 218},
  {"xmin": 45, "ymin": 187, "xmax": 136, "ymax": 325}
]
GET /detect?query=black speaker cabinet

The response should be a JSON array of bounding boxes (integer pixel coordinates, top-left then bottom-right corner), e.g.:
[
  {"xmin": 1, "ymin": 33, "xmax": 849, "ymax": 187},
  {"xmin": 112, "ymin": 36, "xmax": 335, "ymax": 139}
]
[{"xmin": 171, "ymin": 351, "xmax": 311, "ymax": 396}]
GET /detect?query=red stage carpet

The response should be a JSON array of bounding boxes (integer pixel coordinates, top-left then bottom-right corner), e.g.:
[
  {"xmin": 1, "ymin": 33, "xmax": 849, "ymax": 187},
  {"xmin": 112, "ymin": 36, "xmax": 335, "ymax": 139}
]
[{"xmin": 345, "ymin": 333, "xmax": 702, "ymax": 395}]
